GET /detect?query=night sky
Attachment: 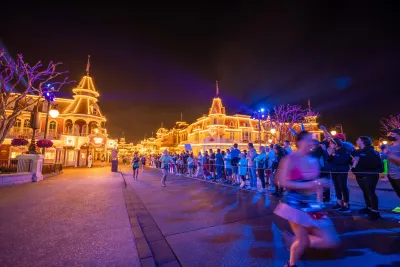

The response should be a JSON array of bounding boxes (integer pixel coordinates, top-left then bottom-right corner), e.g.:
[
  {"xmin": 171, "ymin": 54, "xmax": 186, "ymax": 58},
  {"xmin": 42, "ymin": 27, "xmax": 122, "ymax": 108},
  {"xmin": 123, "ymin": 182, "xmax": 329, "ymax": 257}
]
[{"xmin": 1, "ymin": 2, "xmax": 399, "ymax": 143}]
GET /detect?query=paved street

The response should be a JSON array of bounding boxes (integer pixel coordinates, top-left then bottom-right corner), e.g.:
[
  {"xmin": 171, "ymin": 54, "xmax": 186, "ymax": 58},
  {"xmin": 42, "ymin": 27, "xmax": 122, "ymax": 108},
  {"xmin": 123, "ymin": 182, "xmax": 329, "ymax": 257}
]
[
  {"xmin": 0, "ymin": 167, "xmax": 140, "ymax": 267},
  {"xmin": 1, "ymin": 166, "xmax": 400, "ymax": 267},
  {"xmin": 122, "ymin": 166, "xmax": 400, "ymax": 267}
]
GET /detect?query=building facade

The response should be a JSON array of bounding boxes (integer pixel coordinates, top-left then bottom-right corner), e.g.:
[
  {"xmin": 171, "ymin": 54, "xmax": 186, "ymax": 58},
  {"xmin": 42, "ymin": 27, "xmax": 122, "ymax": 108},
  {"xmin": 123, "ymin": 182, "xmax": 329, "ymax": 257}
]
[
  {"xmin": 1, "ymin": 71, "xmax": 117, "ymax": 166},
  {"xmin": 141, "ymin": 89, "xmax": 322, "ymax": 155}
]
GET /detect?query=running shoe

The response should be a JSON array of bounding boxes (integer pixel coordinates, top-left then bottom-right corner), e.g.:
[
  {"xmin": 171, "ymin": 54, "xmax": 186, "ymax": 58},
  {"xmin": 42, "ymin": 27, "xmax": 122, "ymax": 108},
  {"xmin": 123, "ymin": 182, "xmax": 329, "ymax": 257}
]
[
  {"xmin": 339, "ymin": 206, "xmax": 351, "ymax": 213},
  {"xmin": 358, "ymin": 207, "xmax": 370, "ymax": 215}
]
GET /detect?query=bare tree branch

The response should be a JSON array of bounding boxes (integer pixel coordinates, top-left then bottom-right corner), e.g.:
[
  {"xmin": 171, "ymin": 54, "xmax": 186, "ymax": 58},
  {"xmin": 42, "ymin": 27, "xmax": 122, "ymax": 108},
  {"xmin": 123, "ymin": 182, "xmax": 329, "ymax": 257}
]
[
  {"xmin": 380, "ymin": 114, "xmax": 400, "ymax": 134},
  {"xmin": 0, "ymin": 49, "xmax": 72, "ymax": 145},
  {"xmin": 267, "ymin": 104, "xmax": 315, "ymax": 142}
]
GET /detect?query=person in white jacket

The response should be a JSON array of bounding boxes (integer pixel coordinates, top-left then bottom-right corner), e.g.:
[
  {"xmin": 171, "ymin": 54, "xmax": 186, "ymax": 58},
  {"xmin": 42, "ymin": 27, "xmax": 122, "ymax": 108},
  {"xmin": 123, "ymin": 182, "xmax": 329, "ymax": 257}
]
[
  {"xmin": 246, "ymin": 143, "xmax": 258, "ymax": 190},
  {"xmin": 87, "ymin": 154, "xmax": 93, "ymax": 168},
  {"xmin": 254, "ymin": 146, "xmax": 267, "ymax": 193}
]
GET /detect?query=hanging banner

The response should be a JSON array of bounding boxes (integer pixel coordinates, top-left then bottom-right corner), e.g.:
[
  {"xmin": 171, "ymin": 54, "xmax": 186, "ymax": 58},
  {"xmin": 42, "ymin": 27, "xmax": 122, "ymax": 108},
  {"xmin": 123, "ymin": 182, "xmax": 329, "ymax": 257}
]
[{"xmin": 184, "ymin": 144, "xmax": 192, "ymax": 151}]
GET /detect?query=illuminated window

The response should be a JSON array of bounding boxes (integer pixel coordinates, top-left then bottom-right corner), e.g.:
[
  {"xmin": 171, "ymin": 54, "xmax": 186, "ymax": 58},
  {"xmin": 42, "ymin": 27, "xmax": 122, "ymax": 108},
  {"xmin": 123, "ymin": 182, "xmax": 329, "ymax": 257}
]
[
  {"xmin": 230, "ymin": 132, "xmax": 235, "ymax": 140},
  {"xmin": 23, "ymin": 119, "xmax": 30, "ymax": 128},
  {"xmin": 14, "ymin": 119, "xmax": 22, "ymax": 128},
  {"xmin": 242, "ymin": 131, "xmax": 249, "ymax": 141},
  {"xmin": 230, "ymin": 121, "xmax": 234, "ymax": 127},
  {"xmin": 49, "ymin": 121, "xmax": 57, "ymax": 130}
]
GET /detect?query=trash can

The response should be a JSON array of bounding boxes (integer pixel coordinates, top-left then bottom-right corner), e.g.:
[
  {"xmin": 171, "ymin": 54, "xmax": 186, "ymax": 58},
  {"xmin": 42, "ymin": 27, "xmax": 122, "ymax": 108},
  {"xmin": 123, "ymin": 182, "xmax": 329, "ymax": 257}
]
[{"xmin": 111, "ymin": 160, "xmax": 118, "ymax": 172}]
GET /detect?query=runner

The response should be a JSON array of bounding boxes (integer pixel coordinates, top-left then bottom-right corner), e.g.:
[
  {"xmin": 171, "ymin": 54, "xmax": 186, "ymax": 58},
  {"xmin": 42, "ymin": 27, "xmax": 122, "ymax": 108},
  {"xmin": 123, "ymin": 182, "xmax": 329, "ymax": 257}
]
[
  {"xmin": 160, "ymin": 150, "xmax": 174, "ymax": 187},
  {"xmin": 141, "ymin": 155, "xmax": 146, "ymax": 172},
  {"xmin": 131, "ymin": 153, "xmax": 140, "ymax": 180},
  {"xmin": 274, "ymin": 131, "xmax": 339, "ymax": 267}
]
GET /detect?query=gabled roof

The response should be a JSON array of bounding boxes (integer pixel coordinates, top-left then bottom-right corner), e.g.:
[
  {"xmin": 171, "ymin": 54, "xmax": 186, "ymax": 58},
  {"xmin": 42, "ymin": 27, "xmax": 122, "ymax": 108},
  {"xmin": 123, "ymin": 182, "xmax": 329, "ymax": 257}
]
[
  {"xmin": 208, "ymin": 97, "xmax": 226, "ymax": 115},
  {"xmin": 62, "ymin": 75, "xmax": 104, "ymax": 118}
]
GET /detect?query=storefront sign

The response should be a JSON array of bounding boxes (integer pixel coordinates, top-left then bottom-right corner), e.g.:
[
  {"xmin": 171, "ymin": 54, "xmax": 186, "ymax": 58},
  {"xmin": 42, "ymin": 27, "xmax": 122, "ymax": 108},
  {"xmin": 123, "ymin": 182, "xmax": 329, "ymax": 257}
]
[
  {"xmin": 108, "ymin": 140, "xmax": 116, "ymax": 149},
  {"xmin": 89, "ymin": 134, "xmax": 106, "ymax": 147},
  {"xmin": 94, "ymin": 137, "xmax": 103, "ymax": 144},
  {"xmin": 65, "ymin": 137, "xmax": 74, "ymax": 147}
]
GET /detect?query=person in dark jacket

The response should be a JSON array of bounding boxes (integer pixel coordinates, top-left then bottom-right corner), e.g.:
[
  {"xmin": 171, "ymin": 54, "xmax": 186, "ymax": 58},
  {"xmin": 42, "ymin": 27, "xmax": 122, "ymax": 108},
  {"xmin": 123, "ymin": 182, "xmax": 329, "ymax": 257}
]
[
  {"xmin": 326, "ymin": 138, "xmax": 352, "ymax": 213},
  {"xmin": 311, "ymin": 140, "xmax": 330, "ymax": 202},
  {"xmin": 271, "ymin": 145, "xmax": 288, "ymax": 196},
  {"xmin": 215, "ymin": 149, "xmax": 224, "ymax": 181},
  {"xmin": 352, "ymin": 136, "xmax": 383, "ymax": 221}
]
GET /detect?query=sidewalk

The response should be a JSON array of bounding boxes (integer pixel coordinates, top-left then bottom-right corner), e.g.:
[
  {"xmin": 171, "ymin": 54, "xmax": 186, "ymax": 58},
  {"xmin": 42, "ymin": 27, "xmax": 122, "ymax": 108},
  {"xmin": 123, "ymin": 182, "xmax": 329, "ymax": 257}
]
[
  {"xmin": 0, "ymin": 167, "xmax": 140, "ymax": 267},
  {"xmin": 121, "ymin": 166, "xmax": 400, "ymax": 267}
]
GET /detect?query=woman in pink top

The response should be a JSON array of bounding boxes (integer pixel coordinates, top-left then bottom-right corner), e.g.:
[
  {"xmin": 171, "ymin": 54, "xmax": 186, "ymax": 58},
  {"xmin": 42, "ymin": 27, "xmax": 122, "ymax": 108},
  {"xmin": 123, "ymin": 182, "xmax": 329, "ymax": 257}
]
[{"xmin": 274, "ymin": 131, "xmax": 339, "ymax": 267}]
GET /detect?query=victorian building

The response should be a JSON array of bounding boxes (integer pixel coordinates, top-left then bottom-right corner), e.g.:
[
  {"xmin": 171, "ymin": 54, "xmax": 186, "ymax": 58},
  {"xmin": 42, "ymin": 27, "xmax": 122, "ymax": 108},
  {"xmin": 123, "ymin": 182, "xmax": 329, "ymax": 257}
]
[
  {"xmin": 142, "ymin": 82, "xmax": 322, "ymax": 155},
  {"xmin": 0, "ymin": 60, "xmax": 117, "ymax": 166}
]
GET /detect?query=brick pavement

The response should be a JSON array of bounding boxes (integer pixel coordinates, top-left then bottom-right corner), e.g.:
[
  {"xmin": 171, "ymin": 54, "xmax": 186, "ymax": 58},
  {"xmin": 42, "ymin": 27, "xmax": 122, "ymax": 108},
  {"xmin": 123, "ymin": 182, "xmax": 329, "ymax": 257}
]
[{"xmin": 0, "ymin": 167, "xmax": 140, "ymax": 267}]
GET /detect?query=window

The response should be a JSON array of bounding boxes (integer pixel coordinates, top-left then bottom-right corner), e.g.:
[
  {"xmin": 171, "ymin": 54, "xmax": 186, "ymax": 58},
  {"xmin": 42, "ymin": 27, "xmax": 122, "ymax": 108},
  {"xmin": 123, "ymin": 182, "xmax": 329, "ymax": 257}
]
[
  {"xmin": 23, "ymin": 119, "xmax": 30, "ymax": 128},
  {"xmin": 14, "ymin": 119, "xmax": 22, "ymax": 128},
  {"xmin": 242, "ymin": 131, "xmax": 249, "ymax": 141},
  {"xmin": 48, "ymin": 121, "xmax": 57, "ymax": 136},
  {"xmin": 213, "ymin": 118, "xmax": 217, "ymax": 124},
  {"xmin": 229, "ymin": 121, "xmax": 234, "ymax": 127},
  {"xmin": 49, "ymin": 121, "xmax": 57, "ymax": 130},
  {"xmin": 65, "ymin": 123, "xmax": 73, "ymax": 134},
  {"xmin": 229, "ymin": 132, "xmax": 235, "ymax": 141}
]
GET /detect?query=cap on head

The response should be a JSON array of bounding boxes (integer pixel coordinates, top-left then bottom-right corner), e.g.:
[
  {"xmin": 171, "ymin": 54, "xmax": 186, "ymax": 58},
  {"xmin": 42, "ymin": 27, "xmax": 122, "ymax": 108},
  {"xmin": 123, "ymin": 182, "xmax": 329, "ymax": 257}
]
[{"xmin": 335, "ymin": 133, "xmax": 346, "ymax": 141}]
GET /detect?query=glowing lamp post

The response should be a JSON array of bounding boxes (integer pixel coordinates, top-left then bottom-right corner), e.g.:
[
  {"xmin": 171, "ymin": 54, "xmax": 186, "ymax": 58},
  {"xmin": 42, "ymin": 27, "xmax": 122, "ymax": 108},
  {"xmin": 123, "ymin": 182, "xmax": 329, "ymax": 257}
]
[
  {"xmin": 42, "ymin": 91, "xmax": 58, "ymax": 155},
  {"xmin": 382, "ymin": 140, "xmax": 388, "ymax": 145},
  {"xmin": 49, "ymin": 109, "xmax": 59, "ymax": 118},
  {"xmin": 330, "ymin": 130, "xmax": 337, "ymax": 136},
  {"xmin": 252, "ymin": 108, "xmax": 266, "ymax": 148}
]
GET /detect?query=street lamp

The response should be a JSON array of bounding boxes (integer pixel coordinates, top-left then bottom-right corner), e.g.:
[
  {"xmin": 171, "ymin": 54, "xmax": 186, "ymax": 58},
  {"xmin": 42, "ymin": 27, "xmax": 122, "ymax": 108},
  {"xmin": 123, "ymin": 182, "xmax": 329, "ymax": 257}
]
[
  {"xmin": 330, "ymin": 130, "xmax": 337, "ymax": 136},
  {"xmin": 252, "ymin": 108, "xmax": 266, "ymax": 148},
  {"xmin": 27, "ymin": 106, "xmax": 40, "ymax": 154},
  {"xmin": 382, "ymin": 140, "xmax": 388, "ymax": 145},
  {"xmin": 49, "ymin": 109, "xmax": 59, "ymax": 118},
  {"xmin": 42, "ymin": 91, "xmax": 57, "ymax": 155}
]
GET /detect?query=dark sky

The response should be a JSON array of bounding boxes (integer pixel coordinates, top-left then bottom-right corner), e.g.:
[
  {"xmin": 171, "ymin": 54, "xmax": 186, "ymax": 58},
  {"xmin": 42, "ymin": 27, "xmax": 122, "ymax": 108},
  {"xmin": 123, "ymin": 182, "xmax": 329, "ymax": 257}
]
[{"xmin": 1, "ymin": 2, "xmax": 399, "ymax": 143}]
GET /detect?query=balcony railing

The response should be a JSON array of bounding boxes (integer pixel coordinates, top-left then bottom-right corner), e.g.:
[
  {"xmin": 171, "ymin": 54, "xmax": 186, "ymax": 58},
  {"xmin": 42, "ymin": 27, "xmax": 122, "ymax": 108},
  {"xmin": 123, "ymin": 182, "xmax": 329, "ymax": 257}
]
[{"xmin": 8, "ymin": 128, "xmax": 32, "ymax": 139}]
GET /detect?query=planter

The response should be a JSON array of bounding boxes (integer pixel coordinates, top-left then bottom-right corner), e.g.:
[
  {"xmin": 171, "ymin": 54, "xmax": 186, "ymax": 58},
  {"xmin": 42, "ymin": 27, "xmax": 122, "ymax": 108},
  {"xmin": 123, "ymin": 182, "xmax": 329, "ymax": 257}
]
[
  {"xmin": 36, "ymin": 139, "xmax": 53, "ymax": 148},
  {"xmin": 11, "ymin": 138, "xmax": 29, "ymax": 147}
]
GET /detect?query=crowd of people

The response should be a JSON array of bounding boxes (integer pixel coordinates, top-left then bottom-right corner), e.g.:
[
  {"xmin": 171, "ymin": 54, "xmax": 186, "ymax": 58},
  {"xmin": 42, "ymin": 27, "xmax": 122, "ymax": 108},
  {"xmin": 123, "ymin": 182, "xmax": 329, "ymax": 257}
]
[{"xmin": 125, "ymin": 128, "xmax": 400, "ymax": 267}]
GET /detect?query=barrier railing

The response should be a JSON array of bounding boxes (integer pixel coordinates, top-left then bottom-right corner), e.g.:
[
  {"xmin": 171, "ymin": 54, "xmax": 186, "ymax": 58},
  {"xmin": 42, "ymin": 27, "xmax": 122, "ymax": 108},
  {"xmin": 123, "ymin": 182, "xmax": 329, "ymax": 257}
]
[{"xmin": 0, "ymin": 159, "xmax": 33, "ymax": 174}]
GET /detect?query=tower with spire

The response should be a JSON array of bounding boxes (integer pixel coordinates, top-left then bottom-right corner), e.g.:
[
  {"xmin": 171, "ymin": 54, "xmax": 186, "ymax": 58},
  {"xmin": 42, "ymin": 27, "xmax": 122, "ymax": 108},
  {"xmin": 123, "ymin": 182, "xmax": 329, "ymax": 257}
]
[
  {"xmin": 61, "ymin": 56, "xmax": 106, "ymax": 136},
  {"xmin": 209, "ymin": 80, "xmax": 226, "ymax": 115}
]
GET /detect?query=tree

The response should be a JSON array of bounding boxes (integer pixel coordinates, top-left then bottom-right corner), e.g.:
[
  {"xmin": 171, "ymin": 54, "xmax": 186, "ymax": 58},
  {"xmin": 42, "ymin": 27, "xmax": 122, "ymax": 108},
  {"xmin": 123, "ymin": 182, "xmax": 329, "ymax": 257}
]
[
  {"xmin": 380, "ymin": 113, "xmax": 400, "ymax": 134},
  {"xmin": 267, "ymin": 104, "xmax": 317, "ymax": 142},
  {"xmin": 0, "ymin": 49, "xmax": 70, "ymax": 145}
]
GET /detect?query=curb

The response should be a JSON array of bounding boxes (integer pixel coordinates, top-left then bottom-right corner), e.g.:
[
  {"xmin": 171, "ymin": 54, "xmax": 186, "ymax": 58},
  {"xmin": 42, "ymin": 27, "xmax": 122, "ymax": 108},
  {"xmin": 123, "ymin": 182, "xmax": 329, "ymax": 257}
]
[
  {"xmin": 119, "ymin": 171, "xmax": 181, "ymax": 267},
  {"xmin": 118, "ymin": 171, "xmax": 156, "ymax": 267},
  {"xmin": 43, "ymin": 171, "xmax": 63, "ymax": 179}
]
